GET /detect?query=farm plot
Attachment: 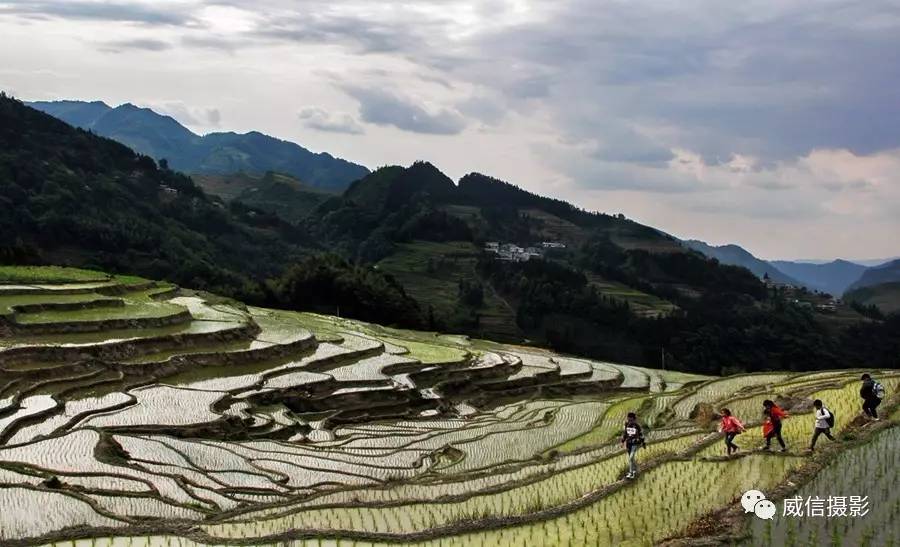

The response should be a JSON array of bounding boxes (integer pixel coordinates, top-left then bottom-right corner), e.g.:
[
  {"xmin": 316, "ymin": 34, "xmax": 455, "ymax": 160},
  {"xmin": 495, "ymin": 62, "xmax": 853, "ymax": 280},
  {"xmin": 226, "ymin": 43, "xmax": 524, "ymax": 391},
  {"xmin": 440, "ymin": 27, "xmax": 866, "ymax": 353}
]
[
  {"xmin": 673, "ymin": 373, "xmax": 794, "ymax": 420},
  {"xmin": 81, "ymin": 386, "xmax": 225, "ymax": 429},
  {"xmin": 13, "ymin": 300, "xmax": 184, "ymax": 325}
]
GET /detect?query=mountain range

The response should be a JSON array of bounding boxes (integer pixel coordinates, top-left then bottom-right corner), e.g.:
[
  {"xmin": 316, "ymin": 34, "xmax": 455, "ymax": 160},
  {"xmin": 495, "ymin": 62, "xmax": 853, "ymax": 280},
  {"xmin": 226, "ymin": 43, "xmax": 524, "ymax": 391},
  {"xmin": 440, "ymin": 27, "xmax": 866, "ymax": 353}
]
[
  {"xmin": 682, "ymin": 240, "xmax": 802, "ymax": 286},
  {"xmin": 848, "ymin": 259, "xmax": 900, "ymax": 291},
  {"xmin": 26, "ymin": 100, "xmax": 369, "ymax": 191},
  {"xmin": 31, "ymin": 99, "xmax": 898, "ymax": 299},
  {"xmin": 685, "ymin": 239, "xmax": 899, "ymax": 296},
  {"xmin": 5, "ymin": 93, "xmax": 900, "ymax": 374},
  {"xmin": 770, "ymin": 259, "xmax": 868, "ymax": 296}
]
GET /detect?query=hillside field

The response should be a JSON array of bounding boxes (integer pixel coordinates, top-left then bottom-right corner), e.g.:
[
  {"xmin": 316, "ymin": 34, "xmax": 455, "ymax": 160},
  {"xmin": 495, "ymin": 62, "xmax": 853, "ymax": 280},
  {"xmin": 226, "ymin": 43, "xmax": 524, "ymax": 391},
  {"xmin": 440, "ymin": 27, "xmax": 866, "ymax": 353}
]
[
  {"xmin": 845, "ymin": 282, "xmax": 900, "ymax": 314},
  {"xmin": 0, "ymin": 266, "xmax": 897, "ymax": 547}
]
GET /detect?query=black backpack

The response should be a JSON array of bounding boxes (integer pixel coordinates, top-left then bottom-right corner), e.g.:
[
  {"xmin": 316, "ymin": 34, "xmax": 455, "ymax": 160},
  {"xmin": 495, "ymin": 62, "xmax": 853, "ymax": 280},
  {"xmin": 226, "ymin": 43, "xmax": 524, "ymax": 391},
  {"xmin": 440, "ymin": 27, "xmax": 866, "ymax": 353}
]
[{"xmin": 824, "ymin": 407, "xmax": 835, "ymax": 428}]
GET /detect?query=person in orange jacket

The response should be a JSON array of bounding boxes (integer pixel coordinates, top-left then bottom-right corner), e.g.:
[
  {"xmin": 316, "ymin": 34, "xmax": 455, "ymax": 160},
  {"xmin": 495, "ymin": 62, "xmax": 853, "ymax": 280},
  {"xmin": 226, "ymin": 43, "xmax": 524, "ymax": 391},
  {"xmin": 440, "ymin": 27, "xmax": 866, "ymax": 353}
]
[
  {"xmin": 718, "ymin": 408, "xmax": 745, "ymax": 456},
  {"xmin": 762, "ymin": 399, "xmax": 788, "ymax": 452}
]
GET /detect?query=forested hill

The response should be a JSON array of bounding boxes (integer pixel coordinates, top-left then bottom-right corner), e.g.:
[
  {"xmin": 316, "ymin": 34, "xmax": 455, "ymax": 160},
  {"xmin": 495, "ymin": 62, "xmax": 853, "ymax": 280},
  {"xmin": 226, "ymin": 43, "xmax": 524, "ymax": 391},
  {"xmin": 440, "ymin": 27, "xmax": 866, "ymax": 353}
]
[
  {"xmin": 3, "ymin": 96, "xmax": 898, "ymax": 374},
  {"xmin": 0, "ymin": 94, "xmax": 422, "ymax": 323},
  {"xmin": 28, "ymin": 99, "xmax": 370, "ymax": 191},
  {"xmin": 305, "ymin": 162, "xmax": 899, "ymax": 374},
  {"xmin": 0, "ymin": 94, "xmax": 305, "ymax": 291}
]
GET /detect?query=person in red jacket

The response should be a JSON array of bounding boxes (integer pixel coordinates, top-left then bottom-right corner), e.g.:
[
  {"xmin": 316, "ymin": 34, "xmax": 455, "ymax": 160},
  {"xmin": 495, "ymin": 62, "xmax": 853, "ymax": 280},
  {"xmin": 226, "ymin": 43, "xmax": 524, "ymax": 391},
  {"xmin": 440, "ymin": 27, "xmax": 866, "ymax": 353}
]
[
  {"xmin": 718, "ymin": 408, "xmax": 745, "ymax": 456},
  {"xmin": 762, "ymin": 399, "xmax": 788, "ymax": 452}
]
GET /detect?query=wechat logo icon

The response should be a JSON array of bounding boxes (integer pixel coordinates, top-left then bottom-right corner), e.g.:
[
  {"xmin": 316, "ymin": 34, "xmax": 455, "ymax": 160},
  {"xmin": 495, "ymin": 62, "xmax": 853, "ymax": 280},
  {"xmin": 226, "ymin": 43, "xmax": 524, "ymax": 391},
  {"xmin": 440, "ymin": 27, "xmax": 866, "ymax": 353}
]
[{"xmin": 741, "ymin": 490, "xmax": 776, "ymax": 520}]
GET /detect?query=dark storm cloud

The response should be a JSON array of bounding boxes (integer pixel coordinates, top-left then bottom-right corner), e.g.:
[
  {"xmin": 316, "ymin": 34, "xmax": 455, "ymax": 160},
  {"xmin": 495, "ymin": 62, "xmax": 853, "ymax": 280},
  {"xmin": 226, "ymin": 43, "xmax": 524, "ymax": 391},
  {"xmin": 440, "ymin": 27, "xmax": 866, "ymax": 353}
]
[
  {"xmin": 0, "ymin": 1, "xmax": 194, "ymax": 25},
  {"xmin": 343, "ymin": 86, "xmax": 466, "ymax": 135},
  {"xmin": 464, "ymin": 0, "xmax": 900, "ymax": 164}
]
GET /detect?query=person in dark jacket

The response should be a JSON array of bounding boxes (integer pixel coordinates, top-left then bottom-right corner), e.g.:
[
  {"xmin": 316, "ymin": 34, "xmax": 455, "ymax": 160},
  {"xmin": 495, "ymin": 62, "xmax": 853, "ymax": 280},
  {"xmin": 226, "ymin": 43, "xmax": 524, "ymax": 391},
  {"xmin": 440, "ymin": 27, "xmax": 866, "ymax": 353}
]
[
  {"xmin": 860, "ymin": 374, "xmax": 882, "ymax": 420},
  {"xmin": 621, "ymin": 412, "xmax": 644, "ymax": 479}
]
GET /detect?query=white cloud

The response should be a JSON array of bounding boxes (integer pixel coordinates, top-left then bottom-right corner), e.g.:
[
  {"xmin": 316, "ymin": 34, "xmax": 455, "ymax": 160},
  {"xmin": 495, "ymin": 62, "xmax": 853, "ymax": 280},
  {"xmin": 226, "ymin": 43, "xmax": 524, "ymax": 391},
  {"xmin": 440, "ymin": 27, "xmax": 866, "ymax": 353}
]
[
  {"xmin": 298, "ymin": 106, "xmax": 364, "ymax": 135},
  {"xmin": 148, "ymin": 100, "xmax": 222, "ymax": 130}
]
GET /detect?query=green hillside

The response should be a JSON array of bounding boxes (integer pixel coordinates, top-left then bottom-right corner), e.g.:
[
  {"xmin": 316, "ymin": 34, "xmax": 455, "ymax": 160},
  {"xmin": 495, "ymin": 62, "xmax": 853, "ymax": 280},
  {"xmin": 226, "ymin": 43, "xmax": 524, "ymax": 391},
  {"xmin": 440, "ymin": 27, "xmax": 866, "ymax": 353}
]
[
  {"xmin": 4, "ymin": 96, "xmax": 899, "ymax": 377},
  {"xmin": 193, "ymin": 171, "xmax": 334, "ymax": 221},
  {"xmin": 0, "ymin": 94, "xmax": 311, "ymax": 292},
  {"xmin": 845, "ymin": 281, "xmax": 900, "ymax": 314},
  {"xmin": 848, "ymin": 259, "xmax": 900, "ymax": 291}
]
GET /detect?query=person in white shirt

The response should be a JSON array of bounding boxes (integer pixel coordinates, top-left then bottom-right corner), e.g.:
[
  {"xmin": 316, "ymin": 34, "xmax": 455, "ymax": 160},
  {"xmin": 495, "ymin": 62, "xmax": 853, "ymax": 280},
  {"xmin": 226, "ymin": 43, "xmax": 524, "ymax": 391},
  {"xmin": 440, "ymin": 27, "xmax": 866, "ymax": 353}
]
[{"xmin": 809, "ymin": 399, "xmax": 836, "ymax": 451}]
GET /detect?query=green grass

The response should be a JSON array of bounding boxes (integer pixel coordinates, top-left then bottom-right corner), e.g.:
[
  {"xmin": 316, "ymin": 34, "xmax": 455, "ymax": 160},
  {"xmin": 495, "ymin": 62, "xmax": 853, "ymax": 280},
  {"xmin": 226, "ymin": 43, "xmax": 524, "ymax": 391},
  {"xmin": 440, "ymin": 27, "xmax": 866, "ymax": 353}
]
[
  {"xmin": 15, "ymin": 300, "xmax": 186, "ymax": 324},
  {"xmin": 380, "ymin": 336, "xmax": 468, "ymax": 364},
  {"xmin": 845, "ymin": 281, "xmax": 900, "ymax": 314},
  {"xmin": 0, "ymin": 265, "xmax": 110, "ymax": 284},
  {"xmin": 0, "ymin": 292, "xmax": 117, "ymax": 315},
  {"xmin": 586, "ymin": 273, "xmax": 677, "ymax": 318},
  {"xmin": 377, "ymin": 240, "xmax": 522, "ymax": 340},
  {"xmin": 13, "ymin": 285, "xmax": 183, "ymax": 325},
  {"xmin": 283, "ymin": 311, "xmax": 470, "ymax": 364}
]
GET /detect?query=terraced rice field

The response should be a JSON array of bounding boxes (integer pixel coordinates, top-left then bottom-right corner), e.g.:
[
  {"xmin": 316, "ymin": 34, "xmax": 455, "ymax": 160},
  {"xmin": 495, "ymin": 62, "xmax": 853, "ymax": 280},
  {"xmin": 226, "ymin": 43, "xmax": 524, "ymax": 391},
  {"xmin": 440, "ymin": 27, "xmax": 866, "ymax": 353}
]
[
  {"xmin": 0, "ymin": 267, "xmax": 897, "ymax": 546},
  {"xmin": 746, "ymin": 426, "xmax": 900, "ymax": 547}
]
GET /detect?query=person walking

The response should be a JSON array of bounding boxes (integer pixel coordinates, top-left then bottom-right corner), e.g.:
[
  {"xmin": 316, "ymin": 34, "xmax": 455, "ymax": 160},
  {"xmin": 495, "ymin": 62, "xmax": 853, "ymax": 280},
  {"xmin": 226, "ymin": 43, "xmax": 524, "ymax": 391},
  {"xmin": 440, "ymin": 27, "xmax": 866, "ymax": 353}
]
[
  {"xmin": 621, "ymin": 412, "xmax": 644, "ymax": 479},
  {"xmin": 762, "ymin": 400, "xmax": 788, "ymax": 452},
  {"xmin": 860, "ymin": 373, "xmax": 884, "ymax": 420},
  {"xmin": 809, "ymin": 399, "xmax": 836, "ymax": 451},
  {"xmin": 718, "ymin": 408, "xmax": 744, "ymax": 456}
]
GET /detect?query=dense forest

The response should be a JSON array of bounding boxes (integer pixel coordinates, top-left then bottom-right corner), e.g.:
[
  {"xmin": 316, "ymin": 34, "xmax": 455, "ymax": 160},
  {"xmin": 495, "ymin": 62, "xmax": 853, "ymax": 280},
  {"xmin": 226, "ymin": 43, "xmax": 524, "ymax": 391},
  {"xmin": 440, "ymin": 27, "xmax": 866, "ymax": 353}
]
[{"xmin": 4, "ymin": 94, "xmax": 899, "ymax": 374}]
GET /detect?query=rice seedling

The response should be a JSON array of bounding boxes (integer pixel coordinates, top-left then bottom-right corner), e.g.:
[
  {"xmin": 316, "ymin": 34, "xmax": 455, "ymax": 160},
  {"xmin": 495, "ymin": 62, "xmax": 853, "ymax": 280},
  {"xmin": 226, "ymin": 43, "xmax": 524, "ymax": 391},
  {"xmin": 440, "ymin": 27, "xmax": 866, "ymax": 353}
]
[{"xmin": 0, "ymin": 267, "xmax": 892, "ymax": 546}]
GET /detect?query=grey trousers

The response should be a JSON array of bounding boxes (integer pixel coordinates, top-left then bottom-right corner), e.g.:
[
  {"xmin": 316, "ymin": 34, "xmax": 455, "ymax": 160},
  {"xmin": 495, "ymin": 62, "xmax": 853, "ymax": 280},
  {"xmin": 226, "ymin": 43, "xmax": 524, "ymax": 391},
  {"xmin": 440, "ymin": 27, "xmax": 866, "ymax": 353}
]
[{"xmin": 627, "ymin": 443, "xmax": 640, "ymax": 475}]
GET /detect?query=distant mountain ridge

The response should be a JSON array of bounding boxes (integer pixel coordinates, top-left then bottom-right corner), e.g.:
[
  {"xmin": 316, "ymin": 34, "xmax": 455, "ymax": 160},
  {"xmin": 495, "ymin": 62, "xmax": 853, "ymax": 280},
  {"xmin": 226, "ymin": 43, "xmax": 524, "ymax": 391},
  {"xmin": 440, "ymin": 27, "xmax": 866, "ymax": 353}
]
[
  {"xmin": 682, "ymin": 240, "xmax": 800, "ymax": 286},
  {"xmin": 27, "ymin": 100, "xmax": 369, "ymax": 191},
  {"xmin": 684, "ymin": 239, "xmax": 881, "ymax": 296},
  {"xmin": 848, "ymin": 259, "xmax": 900, "ymax": 291},
  {"xmin": 770, "ymin": 259, "xmax": 868, "ymax": 296}
]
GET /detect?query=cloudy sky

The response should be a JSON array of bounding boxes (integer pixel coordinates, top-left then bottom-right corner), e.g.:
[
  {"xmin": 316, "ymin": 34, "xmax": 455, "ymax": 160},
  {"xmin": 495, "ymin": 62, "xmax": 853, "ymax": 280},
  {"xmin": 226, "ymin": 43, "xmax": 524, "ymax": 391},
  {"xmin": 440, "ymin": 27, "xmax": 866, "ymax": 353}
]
[{"xmin": 2, "ymin": 0, "xmax": 899, "ymax": 260}]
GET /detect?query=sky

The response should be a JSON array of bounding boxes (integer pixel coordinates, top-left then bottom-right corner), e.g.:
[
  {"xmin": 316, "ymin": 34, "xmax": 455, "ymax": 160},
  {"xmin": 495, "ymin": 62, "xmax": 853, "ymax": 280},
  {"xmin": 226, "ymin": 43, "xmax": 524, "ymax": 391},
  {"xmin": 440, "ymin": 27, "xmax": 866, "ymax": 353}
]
[{"xmin": 1, "ymin": 0, "xmax": 899, "ymax": 261}]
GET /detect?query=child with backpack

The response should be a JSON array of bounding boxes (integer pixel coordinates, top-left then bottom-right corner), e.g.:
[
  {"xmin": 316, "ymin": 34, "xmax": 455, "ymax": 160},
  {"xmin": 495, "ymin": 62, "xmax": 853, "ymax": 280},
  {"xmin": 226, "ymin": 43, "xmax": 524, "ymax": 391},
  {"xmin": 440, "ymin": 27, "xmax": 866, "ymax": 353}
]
[
  {"xmin": 621, "ymin": 412, "xmax": 645, "ymax": 479},
  {"xmin": 860, "ymin": 373, "xmax": 885, "ymax": 420},
  {"xmin": 718, "ymin": 408, "xmax": 744, "ymax": 456},
  {"xmin": 809, "ymin": 399, "xmax": 836, "ymax": 451},
  {"xmin": 762, "ymin": 400, "xmax": 788, "ymax": 452}
]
